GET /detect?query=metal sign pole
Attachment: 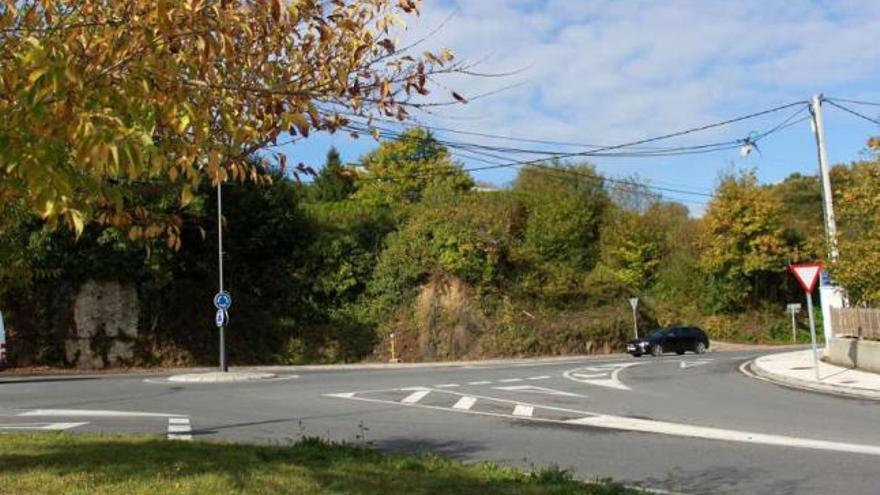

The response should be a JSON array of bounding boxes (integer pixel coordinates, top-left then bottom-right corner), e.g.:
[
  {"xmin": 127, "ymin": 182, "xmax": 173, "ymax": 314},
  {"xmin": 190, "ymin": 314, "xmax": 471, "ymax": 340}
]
[
  {"xmin": 217, "ymin": 181, "xmax": 227, "ymax": 373},
  {"xmin": 806, "ymin": 293, "xmax": 820, "ymax": 381},
  {"xmin": 790, "ymin": 307, "xmax": 797, "ymax": 344}
]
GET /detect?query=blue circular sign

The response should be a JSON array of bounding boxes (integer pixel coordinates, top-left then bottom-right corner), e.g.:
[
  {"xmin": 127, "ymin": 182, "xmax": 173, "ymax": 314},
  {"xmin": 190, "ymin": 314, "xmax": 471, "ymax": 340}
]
[{"xmin": 214, "ymin": 291, "xmax": 232, "ymax": 310}]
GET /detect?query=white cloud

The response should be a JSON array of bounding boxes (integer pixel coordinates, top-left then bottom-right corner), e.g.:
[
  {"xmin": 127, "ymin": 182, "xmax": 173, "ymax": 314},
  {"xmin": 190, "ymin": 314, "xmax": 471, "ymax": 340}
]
[{"xmin": 402, "ymin": 0, "xmax": 880, "ymax": 145}]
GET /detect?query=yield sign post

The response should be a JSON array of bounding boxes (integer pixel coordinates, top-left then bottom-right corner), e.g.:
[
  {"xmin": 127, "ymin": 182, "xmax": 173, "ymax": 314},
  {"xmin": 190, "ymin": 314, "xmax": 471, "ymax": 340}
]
[{"xmin": 790, "ymin": 263, "xmax": 823, "ymax": 381}]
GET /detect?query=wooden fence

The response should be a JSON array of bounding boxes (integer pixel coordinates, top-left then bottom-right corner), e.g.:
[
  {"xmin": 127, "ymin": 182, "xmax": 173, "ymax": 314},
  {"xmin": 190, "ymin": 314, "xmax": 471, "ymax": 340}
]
[{"xmin": 832, "ymin": 308, "xmax": 880, "ymax": 340}]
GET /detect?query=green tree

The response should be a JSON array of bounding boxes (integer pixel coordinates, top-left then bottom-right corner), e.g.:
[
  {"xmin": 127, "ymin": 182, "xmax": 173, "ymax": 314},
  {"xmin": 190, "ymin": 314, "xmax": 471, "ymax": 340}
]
[
  {"xmin": 699, "ymin": 170, "xmax": 790, "ymax": 312},
  {"xmin": 511, "ymin": 163, "xmax": 609, "ymax": 303},
  {"xmin": 367, "ymin": 191, "xmax": 522, "ymax": 314},
  {"xmin": 514, "ymin": 163, "xmax": 608, "ymax": 270},
  {"xmin": 309, "ymin": 148, "xmax": 356, "ymax": 202},
  {"xmin": 768, "ymin": 172, "xmax": 824, "ymax": 260},
  {"xmin": 354, "ymin": 128, "xmax": 474, "ymax": 207},
  {"xmin": 834, "ymin": 160, "xmax": 880, "ymax": 304},
  {"xmin": 597, "ymin": 206, "xmax": 666, "ymax": 293}
]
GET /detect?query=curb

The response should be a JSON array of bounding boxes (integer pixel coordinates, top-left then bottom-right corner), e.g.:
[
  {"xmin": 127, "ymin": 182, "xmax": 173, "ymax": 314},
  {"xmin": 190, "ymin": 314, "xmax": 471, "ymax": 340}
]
[
  {"xmin": 167, "ymin": 371, "xmax": 277, "ymax": 383},
  {"xmin": 746, "ymin": 353, "xmax": 880, "ymax": 401}
]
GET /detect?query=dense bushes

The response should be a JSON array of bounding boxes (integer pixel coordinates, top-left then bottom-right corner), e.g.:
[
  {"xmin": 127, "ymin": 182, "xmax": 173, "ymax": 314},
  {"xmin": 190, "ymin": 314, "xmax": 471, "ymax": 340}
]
[{"xmin": 2, "ymin": 130, "xmax": 878, "ymax": 367}]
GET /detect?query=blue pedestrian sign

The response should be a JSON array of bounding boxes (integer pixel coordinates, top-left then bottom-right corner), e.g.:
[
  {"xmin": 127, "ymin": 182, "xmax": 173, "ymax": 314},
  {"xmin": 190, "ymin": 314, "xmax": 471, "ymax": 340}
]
[
  {"xmin": 215, "ymin": 309, "xmax": 229, "ymax": 328},
  {"xmin": 213, "ymin": 291, "xmax": 232, "ymax": 310}
]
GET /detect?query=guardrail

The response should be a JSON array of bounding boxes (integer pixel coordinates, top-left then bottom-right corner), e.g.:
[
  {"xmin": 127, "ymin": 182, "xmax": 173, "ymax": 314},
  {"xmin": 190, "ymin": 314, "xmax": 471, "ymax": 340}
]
[{"xmin": 832, "ymin": 308, "xmax": 880, "ymax": 340}]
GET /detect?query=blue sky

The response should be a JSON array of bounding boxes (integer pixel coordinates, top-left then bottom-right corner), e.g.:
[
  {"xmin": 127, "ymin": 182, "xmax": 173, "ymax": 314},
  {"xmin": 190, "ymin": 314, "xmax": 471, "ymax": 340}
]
[{"xmin": 275, "ymin": 0, "xmax": 880, "ymax": 214}]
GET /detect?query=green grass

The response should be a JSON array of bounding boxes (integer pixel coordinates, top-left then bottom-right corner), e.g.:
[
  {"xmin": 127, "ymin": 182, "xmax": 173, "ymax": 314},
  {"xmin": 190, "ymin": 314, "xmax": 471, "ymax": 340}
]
[{"xmin": 0, "ymin": 433, "xmax": 642, "ymax": 495}]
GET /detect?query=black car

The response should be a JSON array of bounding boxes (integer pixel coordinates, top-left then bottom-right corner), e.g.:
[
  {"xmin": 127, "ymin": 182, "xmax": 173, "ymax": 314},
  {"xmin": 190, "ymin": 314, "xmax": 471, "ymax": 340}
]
[{"xmin": 627, "ymin": 326, "xmax": 709, "ymax": 357}]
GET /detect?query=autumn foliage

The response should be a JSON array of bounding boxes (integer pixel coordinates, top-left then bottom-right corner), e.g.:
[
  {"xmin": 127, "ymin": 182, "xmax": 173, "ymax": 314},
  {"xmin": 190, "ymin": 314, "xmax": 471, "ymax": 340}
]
[{"xmin": 0, "ymin": 0, "xmax": 458, "ymax": 246}]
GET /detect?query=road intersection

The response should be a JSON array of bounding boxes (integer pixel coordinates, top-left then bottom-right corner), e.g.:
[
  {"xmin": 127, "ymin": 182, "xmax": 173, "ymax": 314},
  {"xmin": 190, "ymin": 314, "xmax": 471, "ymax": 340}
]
[{"xmin": 2, "ymin": 350, "xmax": 879, "ymax": 494}]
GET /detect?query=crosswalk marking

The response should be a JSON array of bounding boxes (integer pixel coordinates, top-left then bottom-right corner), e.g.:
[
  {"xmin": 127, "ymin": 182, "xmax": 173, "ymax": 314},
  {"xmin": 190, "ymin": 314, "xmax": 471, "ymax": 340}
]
[
  {"xmin": 326, "ymin": 388, "xmax": 880, "ymax": 457},
  {"xmin": 468, "ymin": 381, "xmax": 492, "ymax": 385},
  {"xmin": 512, "ymin": 405, "xmax": 534, "ymax": 417},
  {"xmin": 435, "ymin": 384, "xmax": 460, "ymax": 388},
  {"xmin": 453, "ymin": 397, "xmax": 478, "ymax": 410},
  {"xmin": 499, "ymin": 378, "xmax": 523, "ymax": 383},
  {"xmin": 167, "ymin": 417, "xmax": 192, "ymax": 441},
  {"xmin": 401, "ymin": 390, "xmax": 431, "ymax": 404}
]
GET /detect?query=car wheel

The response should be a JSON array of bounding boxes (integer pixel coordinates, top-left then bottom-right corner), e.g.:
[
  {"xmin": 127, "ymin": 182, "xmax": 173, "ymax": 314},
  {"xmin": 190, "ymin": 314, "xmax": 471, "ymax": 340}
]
[
  {"xmin": 651, "ymin": 344, "xmax": 663, "ymax": 357},
  {"xmin": 631, "ymin": 353, "xmax": 643, "ymax": 358},
  {"xmin": 676, "ymin": 350, "xmax": 685, "ymax": 355},
  {"xmin": 695, "ymin": 342, "xmax": 707, "ymax": 354}
]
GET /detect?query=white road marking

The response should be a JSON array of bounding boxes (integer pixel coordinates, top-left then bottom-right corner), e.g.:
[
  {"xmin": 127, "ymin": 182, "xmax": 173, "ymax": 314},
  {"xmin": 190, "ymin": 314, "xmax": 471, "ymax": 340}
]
[
  {"xmin": 325, "ymin": 392, "xmax": 357, "ymax": 399},
  {"xmin": 401, "ymin": 390, "xmax": 431, "ymax": 404},
  {"xmin": 565, "ymin": 415, "xmax": 880, "ymax": 456},
  {"xmin": 167, "ymin": 417, "xmax": 192, "ymax": 441},
  {"xmin": 498, "ymin": 378, "xmax": 523, "ymax": 383},
  {"xmin": 680, "ymin": 359, "xmax": 713, "ymax": 369},
  {"xmin": 435, "ymin": 384, "xmax": 460, "ymax": 388},
  {"xmin": 452, "ymin": 397, "xmax": 478, "ymax": 410},
  {"xmin": 512, "ymin": 405, "xmax": 534, "ymax": 417},
  {"xmin": 327, "ymin": 388, "xmax": 880, "ymax": 457},
  {"xmin": 563, "ymin": 363, "xmax": 642, "ymax": 390},
  {"xmin": 19, "ymin": 409, "xmax": 182, "ymax": 418},
  {"xmin": 0, "ymin": 422, "xmax": 88, "ymax": 431},
  {"xmin": 527, "ymin": 376, "xmax": 551, "ymax": 380},
  {"xmin": 467, "ymin": 381, "xmax": 492, "ymax": 385},
  {"xmin": 493, "ymin": 385, "xmax": 586, "ymax": 398}
]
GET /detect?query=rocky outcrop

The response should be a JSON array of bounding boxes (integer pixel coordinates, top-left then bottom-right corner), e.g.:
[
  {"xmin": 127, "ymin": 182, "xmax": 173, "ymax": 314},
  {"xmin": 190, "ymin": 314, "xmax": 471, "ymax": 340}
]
[{"xmin": 65, "ymin": 280, "xmax": 139, "ymax": 369}]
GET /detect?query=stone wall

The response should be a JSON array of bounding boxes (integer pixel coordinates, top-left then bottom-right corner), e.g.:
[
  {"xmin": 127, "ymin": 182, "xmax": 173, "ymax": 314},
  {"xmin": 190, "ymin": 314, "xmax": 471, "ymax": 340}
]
[{"xmin": 65, "ymin": 280, "xmax": 139, "ymax": 369}]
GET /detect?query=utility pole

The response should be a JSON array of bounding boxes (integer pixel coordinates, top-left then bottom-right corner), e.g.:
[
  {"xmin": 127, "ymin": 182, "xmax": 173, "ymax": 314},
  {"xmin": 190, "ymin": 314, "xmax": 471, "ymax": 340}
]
[
  {"xmin": 809, "ymin": 94, "xmax": 847, "ymax": 350},
  {"xmin": 810, "ymin": 94, "xmax": 839, "ymax": 260},
  {"xmin": 217, "ymin": 181, "xmax": 228, "ymax": 373}
]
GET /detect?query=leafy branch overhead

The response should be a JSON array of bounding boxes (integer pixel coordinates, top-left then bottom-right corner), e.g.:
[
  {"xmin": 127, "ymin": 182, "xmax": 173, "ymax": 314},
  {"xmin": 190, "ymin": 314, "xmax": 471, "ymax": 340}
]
[{"xmin": 0, "ymin": 0, "xmax": 467, "ymax": 244}]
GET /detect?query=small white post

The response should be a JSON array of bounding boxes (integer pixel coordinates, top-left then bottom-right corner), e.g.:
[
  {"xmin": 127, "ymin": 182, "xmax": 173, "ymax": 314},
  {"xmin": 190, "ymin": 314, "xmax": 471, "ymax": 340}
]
[
  {"xmin": 629, "ymin": 298, "xmax": 639, "ymax": 339},
  {"xmin": 389, "ymin": 333, "xmax": 397, "ymax": 363}
]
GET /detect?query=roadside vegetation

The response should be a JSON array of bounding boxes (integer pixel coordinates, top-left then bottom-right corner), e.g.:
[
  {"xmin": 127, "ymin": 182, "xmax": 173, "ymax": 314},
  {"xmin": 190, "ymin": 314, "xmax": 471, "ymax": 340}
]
[
  {"xmin": 2, "ymin": 130, "xmax": 878, "ymax": 366},
  {"xmin": 1, "ymin": 3, "xmax": 878, "ymax": 368},
  {"xmin": 0, "ymin": 433, "xmax": 641, "ymax": 495}
]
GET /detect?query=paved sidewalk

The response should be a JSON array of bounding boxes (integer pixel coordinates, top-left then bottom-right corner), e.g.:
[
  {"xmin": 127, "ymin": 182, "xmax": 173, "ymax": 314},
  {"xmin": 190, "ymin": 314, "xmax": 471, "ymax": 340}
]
[{"xmin": 750, "ymin": 350, "xmax": 880, "ymax": 400}]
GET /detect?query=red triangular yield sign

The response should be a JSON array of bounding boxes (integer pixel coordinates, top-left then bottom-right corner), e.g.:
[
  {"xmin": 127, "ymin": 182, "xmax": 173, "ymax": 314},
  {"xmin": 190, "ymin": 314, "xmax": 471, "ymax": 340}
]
[{"xmin": 790, "ymin": 263, "xmax": 823, "ymax": 294}]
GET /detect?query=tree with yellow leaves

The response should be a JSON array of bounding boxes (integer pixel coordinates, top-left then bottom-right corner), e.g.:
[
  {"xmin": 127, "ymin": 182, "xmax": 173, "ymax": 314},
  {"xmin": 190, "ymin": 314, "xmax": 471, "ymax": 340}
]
[
  {"xmin": 699, "ymin": 170, "xmax": 791, "ymax": 312},
  {"xmin": 0, "ymin": 0, "xmax": 463, "ymax": 246}
]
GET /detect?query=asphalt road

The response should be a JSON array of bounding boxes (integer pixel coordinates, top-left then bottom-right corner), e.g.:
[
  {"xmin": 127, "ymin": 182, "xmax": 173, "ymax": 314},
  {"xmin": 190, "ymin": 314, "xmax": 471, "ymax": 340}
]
[{"xmin": 2, "ymin": 349, "xmax": 879, "ymax": 495}]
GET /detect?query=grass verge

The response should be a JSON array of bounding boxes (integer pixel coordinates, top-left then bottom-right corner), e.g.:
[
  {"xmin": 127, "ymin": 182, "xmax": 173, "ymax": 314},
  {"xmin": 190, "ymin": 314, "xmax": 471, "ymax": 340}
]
[{"xmin": 0, "ymin": 433, "xmax": 643, "ymax": 495}]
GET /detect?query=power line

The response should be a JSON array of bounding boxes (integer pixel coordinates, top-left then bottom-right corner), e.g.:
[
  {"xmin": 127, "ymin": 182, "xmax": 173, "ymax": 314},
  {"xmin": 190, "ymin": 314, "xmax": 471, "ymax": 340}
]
[
  {"xmin": 344, "ymin": 100, "xmax": 810, "ymax": 161},
  {"xmin": 825, "ymin": 99, "xmax": 880, "ymax": 127},
  {"xmin": 356, "ymin": 124, "xmax": 715, "ymax": 197},
  {"xmin": 344, "ymin": 103, "xmax": 813, "ymax": 198},
  {"xmin": 827, "ymin": 97, "xmax": 880, "ymax": 108},
  {"xmin": 449, "ymin": 149, "xmax": 709, "ymax": 206}
]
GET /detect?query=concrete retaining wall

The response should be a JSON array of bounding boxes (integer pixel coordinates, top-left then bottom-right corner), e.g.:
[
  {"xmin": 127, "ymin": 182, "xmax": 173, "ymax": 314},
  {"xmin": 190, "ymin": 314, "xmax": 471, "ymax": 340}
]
[{"xmin": 828, "ymin": 337, "xmax": 880, "ymax": 374}]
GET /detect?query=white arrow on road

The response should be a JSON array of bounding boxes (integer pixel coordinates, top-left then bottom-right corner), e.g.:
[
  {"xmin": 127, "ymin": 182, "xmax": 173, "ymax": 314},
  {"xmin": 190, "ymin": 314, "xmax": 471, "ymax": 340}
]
[
  {"xmin": 0, "ymin": 422, "xmax": 88, "ymax": 431},
  {"xmin": 680, "ymin": 359, "xmax": 713, "ymax": 369},
  {"xmin": 492, "ymin": 385, "xmax": 586, "ymax": 398},
  {"xmin": 563, "ymin": 363, "xmax": 642, "ymax": 390}
]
